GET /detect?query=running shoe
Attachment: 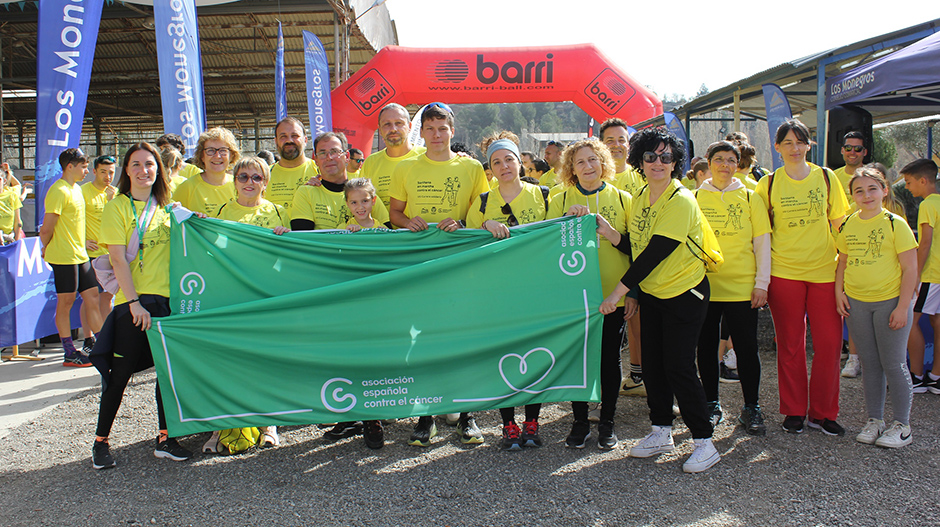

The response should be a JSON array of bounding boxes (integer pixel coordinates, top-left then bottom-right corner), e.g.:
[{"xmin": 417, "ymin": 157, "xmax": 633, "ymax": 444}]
[
  {"xmin": 363, "ymin": 420, "xmax": 384, "ymax": 450},
  {"xmin": 501, "ymin": 422, "xmax": 523, "ymax": 451},
  {"xmin": 926, "ymin": 374, "xmax": 940, "ymax": 395},
  {"xmin": 261, "ymin": 426, "xmax": 280, "ymax": 448},
  {"xmin": 683, "ymin": 438, "xmax": 720, "ymax": 473},
  {"xmin": 856, "ymin": 418, "xmax": 885, "ymax": 445},
  {"xmin": 63, "ymin": 352, "xmax": 92, "ymax": 368},
  {"xmin": 324, "ymin": 421, "xmax": 362, "ymax": 440},
  {"xmin": 408, "ymin": 416, "xmax": 437, "ymax": 447},
  {"xmin": 565, "ymin": 420, "xmax": 591, "ymax": 449},
  {"xmin": 874, "ymin": 421, "xmax": 912, "ymax": 449},
  {"xmin": 719, "ymin": 363, "xmax": 740, "ymax": 383},
  {"xmin": 154, "ymin": 437, "xmax": 192, "ymax": 462},
  {"xmin": 707, "ymin": 401, "xmax": 723, "ymax": 428},
  {"xmin": 808, "ymin": 417, "xmax": 845, "ymax": 437},
  {"xmin": 82, "ymin": 337, "xmax": 96, "ymax": 356},
  {"xmin": 444, "ymin": 413, "xmax": 460, "ymax": 426},
  {"xmin": 521, "ymin": 420, "xmax": 542, "ymax": 448},
  {"xmin": 782, "ymin": 415, "xmax": 805, "ymax": 434},
  {"xmin": 738, "ymin": 404, "xmax": 766, "ymax": 436},
  {"xmin": 598, "ymin": 420, "xmax": 618, "ymax": 450},
  {"xmin": 92, "ymin": 440, "xmax": 115, "ymax": 470},
  {"xmin": 619, "ymin": 376, "xmax": 647, "ymax": 397},
  {"xmin": 912, "ymin": 373, "xmax": 928, "ymax": 394},
  {"xmin": 456, "ymin": 414, "xmax": 483, "ymax": 444},
  {"xmin": 203, "ymin": 430, "xmax": 221, "ymax": 454},
  {"xmin": 722, "ymin": 348, "xmax": 737, "ymax": 369},
  {"xmin": 841, "ymin": 355, "xmax": 861, "ymax": 378},
  {"xmin": 629, "ymin": 425, "xmax": 675, "ymax": 458}
]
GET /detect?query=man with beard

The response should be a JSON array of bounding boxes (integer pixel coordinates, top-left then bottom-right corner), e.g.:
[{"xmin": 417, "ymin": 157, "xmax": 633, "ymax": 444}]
[
  {"xmin": 267, "ymin": 116, "xmax": 319, "ymax": 221},
  {"xmin": 539, "ymin": 140, "xmax": 564, "ymax": 188},
  {"xmin": 359, "ymin": 103, "xmax": 426, "ymax": 210}
]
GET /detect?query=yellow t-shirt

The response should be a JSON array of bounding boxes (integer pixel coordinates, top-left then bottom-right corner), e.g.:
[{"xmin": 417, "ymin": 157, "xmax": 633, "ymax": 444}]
[
  {"xmin": 836, "ymin": 210, "xmax": 917, "ymax": 302},
  {"xmin": 346, "ymin": 217, "xmax": 389, "ymax": 230},
  {"xmin": 172, "ymin": 173, "xmax": 235, "ymax": 217},
  {"xmin": 99, "ymin": 196, "xmax": 172, "ymax": 305},
  {"xmin": 682, "ymin": 178, "xmax": 698, "ymax": 191},
  {"xmin": 292, "ymin": 182, "xmax": 390, "ymax": 230},
  {"xmin": 832, "ymin": 166, "xmax": 853, "ymax": 201},
  {"xmin": 629, "ymin": 179, "xmax": 706, "ymax": 299},
  {"xmin": 267, "ymin": 159, "xmax": 320, "ymax": 221},
  {"xmin": 614, "ymin": 166, "xmax": 644, "ymax": 197},
  {"xmin": 539, "ymin": 168, "xmax": 559, "ymax": 188},
  {"xmin": 81, "ymin": 182, "xmax": 114, "ymax": 258},
  {"xmin": 0, "ymin": 188, "xmax": 23, "ymax": 235},
  {"xmin": 917, "ymin": 194, "xmax": 940, "ymax": 283},
  {"xmin": 755, "ymin": 164, "xmax": 849, "ymax": 282},
  {"xmin": 360, "ymin": 146, "xmax": 426, "ymax": 210},
  {"xmin": 168, "ymin": 175, "xmax": 187, "ymax": 194},
  {"xmin": 43, "ymin": 178, "xmax": 88, "ymax": 265},
  {"xmin": 547, "ymin": 182, "xmax": 632, "ymax": 304},
  {"xmin": 467, "ymin": 182, "xmax": 548, "ymax": 228},
  {"xmin": 179, "ymin": 163, "xmax": 202, "ymax": 179},
  {"xmin": 215, "ymin": 199, "xmax": 288, "ymax": 229},
  {"xmin": 734, "ymin": 171, "xmax": 759, "ymax": 191},
  {"xmin": 389, "ymin": 154, "xmax": 490, "ymax": 224},
  {"xmin": 695, "ymin": 186, "xmax": 771, "ymax": 302}
]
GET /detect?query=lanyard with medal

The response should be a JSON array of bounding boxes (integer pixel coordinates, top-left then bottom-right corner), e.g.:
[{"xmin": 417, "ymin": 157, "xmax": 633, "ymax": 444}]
[{"xmin": 129, "ymin": 194, "xmax": 156, "ymax": 272}]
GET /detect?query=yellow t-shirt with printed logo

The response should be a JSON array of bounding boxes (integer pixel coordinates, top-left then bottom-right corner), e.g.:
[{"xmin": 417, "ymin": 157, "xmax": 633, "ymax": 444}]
[
  {"xmin": 43, "ymin": 178, "xmax": 88, "ymax": 265},
  {"xmin": 99, "ymin": 196, "xmax": 172, "ymax": 305},
  {"xmin": 172, "ymin": 173, "xmax": 235, "ymax": 217},
  {"xmin": 467, "ymin": 182, "xmax": 548, "ymax": 229},
  {"xmin": 696, "ymin": 186, "xmax": 771, "ymax": 301},
  {"xmin": 389, "ymin": 154, "xmax": 489, "ymax": 223},
  {"xmin": 755, "ymin": 164, "xmax": 849, "ymax": 283},
  {"xmin": 832, "ymin": 166, "xmax": 858, "ymax": 213},
  {"xmin": 547, "ymin": 182, "xmax": 632, "ymax": 304},
  {"xmin": 539, "ymin": 168, "xmax": 559, "ymax": 188},
  {"xmin": 917, "ymin": 194, "xmax": 940, "ymax": 283},
  {"xmin": 81, "ymin": 182, "xmax": 114, "ymax": 258},
  {"xmin": 614, "ymin": 166, "xmax": 644, "ymax": 197},
  {"xmin": 629, "ymin": 179, "xmax": 706, "ymax": 299},
  {"xmin": 292, "ymin": 183, "xmax": 390, "ymax": 230},
  {"xmin": 0, "ymin": 188, "xmax": 22, "ymax": 235},
  {"xmin": 360, "ymin": 146, "xmax": 425, "ymax": 210},
  {"xmin": 267, "ymin": 159, "xmax": 319, "ymax": 221},
  {"xmin": 836, "ymin": 211, "xmax": 917, "ymax": 302},
  {"xmin": 215, "ymin": 199, "xmax": 288, "ymax": 229}
]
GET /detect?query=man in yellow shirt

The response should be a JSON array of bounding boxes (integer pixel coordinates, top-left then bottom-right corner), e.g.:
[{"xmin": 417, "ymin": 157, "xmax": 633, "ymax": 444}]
[
  {"xmin": 359, "ymin": 103, "xmax": 426, "ymax": 209},
  {"xmin": 39, "ymin": 148, "xmax": 103, "ymax": 367},
  {"xmin": 346, "ymin": 148, "xmax": 364, "ymax": 178},
  {"xmin": 82, "ymin": 155, "xmax": 117, "ymax": 322},
  {"xmin": 539, "ymin": 140, "xmax": 563, "ymax": 187},
  {"xmin": 832, "ymin": 131, "xmax": 867, "ymax": 204},
  {"xmin": 268, "ymin": 117, "xmax": 320, "ymax": 221}
]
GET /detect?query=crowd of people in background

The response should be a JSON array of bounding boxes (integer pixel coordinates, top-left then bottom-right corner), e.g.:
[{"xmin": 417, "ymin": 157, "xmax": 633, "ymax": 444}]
[{"xmin": 6, "ymin": 99, "xmax": 936, "ymax": 474}]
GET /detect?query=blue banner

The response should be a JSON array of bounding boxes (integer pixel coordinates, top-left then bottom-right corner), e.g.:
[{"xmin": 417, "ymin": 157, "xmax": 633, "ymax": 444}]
[
  {"xmin": 0, "ymin": 237, "xmax": 82, "ymax": 347},
  {"xmin": 34, "ymin": 0, "xmax": 105, "ymax": 229},
  {"xmin": 627, "ymin": 126, "xmax": 637, "ymax": 136},
  {"xmin": 762, "ymin": 83, "xmax": 793, "ymax": 170},
  {"xmin": 275, "ymin": 21, "xmax": 287, "ymax": 123},
  {"xmin": 302, "ymin": 30, "xmax": 332, "ymax": 136},
  {"xmin": 154, "ymin": 0, "xmax": 207, "ymax": 158},
  {"xmin": 663, "ymin": 112, "xmax": 691, "ymax": 173}
]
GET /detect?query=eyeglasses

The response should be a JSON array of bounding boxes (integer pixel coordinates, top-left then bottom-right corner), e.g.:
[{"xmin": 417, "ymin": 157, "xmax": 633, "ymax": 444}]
[
  {"xmin": 235, "ymin": 173, "xmax": 265, "ymax": 183},
  {"xmin": 642, "ymin": 151, "xmax": 675, "ymax": 164},
  {"xmin": 205, "ymin": 147, "xmax": 230, "ymax": 157},
  {"xmin": 316, "ymin": 148, "xmax": 346, "ymax": 159},
  {"xmin": 843, "ymin": 145, "xmax": 865, "ymax": 152},
  {"xmin": 424, "ymin": 102, "xmax": 454, "ymax": 115},
  {"xmin": 95, "ymin": 155, "xmax": 116, "ymax": 164},
  {"xmin": 711, "ymin": 156, "xmax": 738, "ymax": 166}
]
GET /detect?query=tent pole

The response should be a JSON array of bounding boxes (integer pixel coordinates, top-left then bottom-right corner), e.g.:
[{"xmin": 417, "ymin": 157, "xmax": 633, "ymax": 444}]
[
  {"xmin": 816, "ymin": 61, "xmax": 827, "ymax": 167},
  {"xmin": 733, "ymin": 91, "xmax": 741, "ymax": 132}
]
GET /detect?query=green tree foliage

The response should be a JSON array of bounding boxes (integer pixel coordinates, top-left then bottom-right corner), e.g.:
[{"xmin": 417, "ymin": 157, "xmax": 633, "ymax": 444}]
[
  {"xmin": 882, "ymin": 122, "xmax": 928, "ymax": 158},
  {"xmin": 871, "ymin": 129, "xmax": 896, "ymax": 168}
]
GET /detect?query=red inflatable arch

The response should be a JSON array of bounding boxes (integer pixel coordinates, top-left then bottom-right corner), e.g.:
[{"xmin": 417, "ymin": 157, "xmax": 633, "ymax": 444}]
[{"xmin": 331, "ymin": 45, "xmax": 663, "ymax": 154}]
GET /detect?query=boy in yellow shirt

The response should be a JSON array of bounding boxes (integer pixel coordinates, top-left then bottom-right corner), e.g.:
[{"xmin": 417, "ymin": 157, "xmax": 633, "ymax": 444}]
[{"xmin": 82, "ymin": 155, "xmax": 118, "ymax": 321}]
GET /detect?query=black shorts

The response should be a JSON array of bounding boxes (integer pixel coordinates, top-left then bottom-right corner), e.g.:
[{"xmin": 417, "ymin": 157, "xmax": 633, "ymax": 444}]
[{"xmin": 51, "ymin": 261, "xmax": 98, "ymax": 294}]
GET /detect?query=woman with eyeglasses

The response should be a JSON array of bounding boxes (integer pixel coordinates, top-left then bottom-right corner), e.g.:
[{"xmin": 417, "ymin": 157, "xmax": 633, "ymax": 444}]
[
  {"xmin": 215, "ymin": 156, "xmax": 289, "ymax": 236},
  {"xmin": 172, "ymin": 127, "xmax": 240, "ymax": 216},
  {"xmin": 694, "ymin": 141, "xmax": 772, "ymax": 436},
  {"xmin": 546, "ymin": 138, "xmax": 632, "ymax": 452},
  {"xmin": 755, "ymin": 119, "xmax": 849, "ymax": 437},
  {"xmin": 599, "ymin": 126, "xmax": 719, "ymax": 473}
]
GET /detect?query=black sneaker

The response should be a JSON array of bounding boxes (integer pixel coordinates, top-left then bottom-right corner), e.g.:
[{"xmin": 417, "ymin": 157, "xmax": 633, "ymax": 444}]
[
  {"xmin": 808, "ymin": 417, "xmax": 845, "ymax": 437},
  {"xmin": 521, "ymin": 420, "xmax": 542, "ymax": 448},
  {"xmin": 63, "ymin": 352, "xmax": 93, "ymax": 368},
  {"xmin": 719, "ymin": 363, "xmax": 740, "ymax": 383},
  {"xmin": 82, "ymin": 337, "xmax": 95, "ymax": 356},
  {"xmin": 92, "ymin": 440, "xmax": 115, "ymax": 470},
  {"xmin": 154, "ymin": 437, "xmax": 192, "ymax": 462},
  {"xmin": 782, "ymin": 415, "xmax": 805, "ymax": 434},
  {"xmin": 926, "ymin": 374, "xmax": 940, "ymax": 395},
  {"xmin": 598, "ymin": 420, "xmax": 618, "ymax": 450},
  {"xmin": 324, "ymin": 421, "xmax": 362, "ymax": 440},
  {"xmin": 363, "ymin": 420, "xmax": 384, "ymax": 450},
  {"xmin": 739, "ymin": 404, "xmax": 766, "ymax": 436},
  {"xmin": 409, "ymin": 416, "xmax": 437, "ymax": 447},
  {"xmin": 456, "ymin": 413, "xmax": 484, "ymax": 444},
  {"xmin": 912, "ymin": 373, "xmax": 928, "ymax": 394},
  {"xmin": 565, "ymin": 420, "xmax": 591, "ymax": 449},
  {"xmin": 501, "ymin": 422, "xmax": 523, "ymax": 451},
  {"xmin": 707, "ymin": 401, "xmax": 723, "ymax": 428}
]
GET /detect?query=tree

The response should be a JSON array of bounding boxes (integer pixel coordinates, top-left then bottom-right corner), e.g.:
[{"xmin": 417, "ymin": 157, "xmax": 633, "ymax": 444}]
[
  {"xmin": 871, "ymin": 129, "xmax": 896, "ymax": 168},
  {"xmin": 883, "ymin": 122, "xmax": 928, "ymax": 158}
]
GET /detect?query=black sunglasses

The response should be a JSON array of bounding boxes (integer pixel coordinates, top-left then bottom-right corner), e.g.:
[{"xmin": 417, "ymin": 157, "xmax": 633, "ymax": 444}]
[
  {"xmin": 843, "ymin": 145, "xmax": 865, "ymax": 152},
  {"xmin": 643, "ymin": 151, "xmax": 675, "ymax": 164}
]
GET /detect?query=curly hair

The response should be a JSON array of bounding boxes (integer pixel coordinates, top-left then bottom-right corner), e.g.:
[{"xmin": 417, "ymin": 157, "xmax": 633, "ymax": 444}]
[
  {"xmin": 627, "ymin": 127, "xmax": 685, "ymax": 179},
  {"xmin": 558, "ymin": 139, "xmax": 617, "ymax": 188},
  {"xmin": 193, "ymin": 127, "xmax": 241, "ymax": 171}
]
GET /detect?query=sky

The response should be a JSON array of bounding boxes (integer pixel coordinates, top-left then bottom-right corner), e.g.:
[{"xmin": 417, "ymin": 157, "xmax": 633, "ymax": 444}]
[{"xmin": 390, "ymin": 1, "xmax": 940, "ymax": 100}]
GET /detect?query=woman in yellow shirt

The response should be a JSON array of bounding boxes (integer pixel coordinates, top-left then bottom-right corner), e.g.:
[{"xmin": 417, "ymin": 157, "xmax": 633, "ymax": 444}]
[
  {"xmin": 215, "ymin": 156, "xmax": 289, "ymax": 235},
  {"xmin": 172, "ymin": 127, "xmax": 239, "ymax": 216},
  {"xmin": 0, "ymin": 166, "xmax": 23, "ymax": 244}
]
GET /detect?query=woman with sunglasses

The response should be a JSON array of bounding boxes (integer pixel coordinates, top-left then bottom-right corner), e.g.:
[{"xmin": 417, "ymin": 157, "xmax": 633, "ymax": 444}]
[
  {"xmin": 215, "ymin": 156, "xmax": 289, "ymax": 236},
  {"xmin": 546, "ymin": 138, "xmax": 632, "ymax": 451},
  {"xmin": 599, "ymin": 127, "xmax": 718, "ymax": 473},
  {"xmin": 172, "ymin": 127, "xmax": 240, "ymax": 216}
]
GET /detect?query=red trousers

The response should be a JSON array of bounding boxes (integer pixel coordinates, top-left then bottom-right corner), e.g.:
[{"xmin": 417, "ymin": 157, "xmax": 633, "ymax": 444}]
[{"xmin": 767, "ymin": 277, "xmax": 842, "ymax": 420}]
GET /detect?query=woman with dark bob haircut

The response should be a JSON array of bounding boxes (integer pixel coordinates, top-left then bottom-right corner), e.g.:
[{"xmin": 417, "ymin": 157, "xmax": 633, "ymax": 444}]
[{"xmin": 600, "ymin": 127, "xmax": 720, "ymax": 473}]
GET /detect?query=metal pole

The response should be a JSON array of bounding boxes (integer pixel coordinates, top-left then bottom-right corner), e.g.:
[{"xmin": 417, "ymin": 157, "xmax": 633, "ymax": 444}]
[
  {"xmin": 928, "ymin": 121, "xmax": 935, "ymax": 160},
  {"xmin": 733, "ymin": 91, "xmax": 741, "ymax": 132},
  {"xmin": 816, "ymin": 61, "xmax": 827, "ymax": 166},
  {"xmin": 333, "ymin": 13, "xmax": 341, "ymax": 89},
  {"xmin": 254, "ymin": 118, "xmax": 260, "ymax": 152}
]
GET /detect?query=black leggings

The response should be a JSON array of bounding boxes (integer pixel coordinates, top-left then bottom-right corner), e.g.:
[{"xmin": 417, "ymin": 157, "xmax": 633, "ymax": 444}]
[
  {"xmin": 499, "ymin": 404, "xmax": 542, "ymax": 424},
  {"xmin": 572, "ymin": 307, "xmax": 624, "ymax": 423},
  {"xmin": 696, "ymin": 301, "xmax": 761, "ymax": 405}
]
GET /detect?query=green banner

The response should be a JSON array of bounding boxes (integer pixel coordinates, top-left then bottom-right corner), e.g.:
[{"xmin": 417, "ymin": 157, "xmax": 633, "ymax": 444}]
[{"xmin": 149, "ymin": 214, "xmax": 603, "ymax": 436}]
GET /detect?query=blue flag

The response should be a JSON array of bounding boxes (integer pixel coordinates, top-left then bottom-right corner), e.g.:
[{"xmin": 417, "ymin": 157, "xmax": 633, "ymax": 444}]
[
  {"xmin": 302, "ymin": 30, "xmax": 332, "ymax": 135},
  {"xmin": 34, "ymin": 0, "xmax": 104, "ymax": 229},
  {"xmin": 762, "ymin": 84, "xmax": 793, "ymax": 170},
  {"xmin": 627, "ymin": 126, "xmax": 637, "ymax": 136},
  {"xmin": 663, "ymin": 112, "xmax": 691, "ymax": 173},
  {"xmin": 154, "ymin": 0, "xmax": 207, "ymax": 158},
  {"xmin": 275, "ymin": 21, "xmax": 287, "ymax": 123}
]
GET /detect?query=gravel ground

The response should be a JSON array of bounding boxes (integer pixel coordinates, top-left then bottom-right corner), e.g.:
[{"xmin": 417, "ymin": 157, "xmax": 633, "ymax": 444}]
[{"xmin": 2, "ymin": 309, "xmax": 939, "ymax": 527}]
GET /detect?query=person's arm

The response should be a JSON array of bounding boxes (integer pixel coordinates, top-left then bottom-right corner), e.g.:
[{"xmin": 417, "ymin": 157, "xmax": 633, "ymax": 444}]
[
  {"xmin": 13, "ymin": 207, "xmax": 23, "ymax": 240},
  {"xmin": 917, "ymin": 223, "xmax": 932, "ymax": 282},
  {"xmin": 595, "ymin": 214, "xmax": 630, "ymax": 255},
  {"xmin": 829, "ymin": 215, "xmax": 845, "ymax": 233},
  {"xmin": 892, "ymin": 248, "xmax": 918, "ymax": 330},
  {"xmin": 290, "ymin": 219, "xmax": 316, "ymax": 231},
  {"xmin": 107, "ymin": 243, "xmax": 152, "ymax": 330},
  {"xmin": 751, "ymin": 232, "xmax": 771, "ymax": 308},
  {"xmin": 38, "ymin": 212, "xmax": 59, "ymax": 256},
  {"xmin": 835, "ymin": 253, "xmax": 850, "ymax": 317},
  {"xmin": 600, "ymin": 235, "xmax": 681, "ymax": 313},
  {"xmin": 390, "ymin": 197, "xmax": 427, "ymax": 232}
]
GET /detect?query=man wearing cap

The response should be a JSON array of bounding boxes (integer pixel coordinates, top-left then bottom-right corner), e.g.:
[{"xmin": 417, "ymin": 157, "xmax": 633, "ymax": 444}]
[{"xmin": 360, "ymin": 103, "xmax": 426, "ymax": 210}]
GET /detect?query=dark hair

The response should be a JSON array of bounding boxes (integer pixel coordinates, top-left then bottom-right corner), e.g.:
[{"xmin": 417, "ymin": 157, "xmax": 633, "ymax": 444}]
[
  {"xmin": 725, "ymin": 131, "xmax": 748, "ymax": 143},
  {"xmin": 706, "ymin": 141, "xmax": 740, "ymax": 163},
  {"xmin": 520, "ymin": 151, "xmax": 536, "ymax": 162},
  {"xmin": 256, "ymin": 150, "xmax": 276, "ymax": 166},
  {"xmin": 843, "ymin": 131, "xmax": 866, "ymax": 144},
  {"xmin": 94, "ymin": 155, "xmax": 117, "ymax": 169},
  {"xmin": 450, "ymin": 142, "xmax": 472, "ymax": 156},
  {"xmin": 348, "ymin": 148, "xmax": 364, "ymax": 158},
  {"xmin": 155, "ymin": 133, "xmax": 185, "ymax": 152},
  {"xmin": 275, "ymin": 116, "xmax": 307, "ymax": 137},
  {"xmin": 599, "ymin": 118, "xmax": 629, "ymax": 139},
  {"xmin": 900, "ymin": 158, "xmax": 939, "ymax": 182},
  {"xmin": 627, "ymin": 127, "xmax": 686, "ymax": 179},
  {"xmin": 849, "ymin": 166, "xmax": 888, "ymax": 194},
  {"xmin": 344, "ymin": 177, "xmax": 376, "ymax": 200},
  {"xmin": 58, "ymin": 148, "xmax": 88, "ymax": 170},
  {"xmin": 686, "ymin": 159, "xmax": 709, "ymax": 181},
  {"xmin": 420, "ymin": 104, "xmax": 454, "ymax": 128},
  {"xmin": 774, "ymin": 119, "xmax": 812, "ymax": 145},
  {"xmin": 482, "ymin": 162, "xmax": 489, "ymax": 171},
  {"xmin": 119, "ymin": 143, "xmax": 171, "ymax": 206},
  {"xmin": 533, "ymin": 158, "xmax": 550, "ymax": 173},
  {"xmin": 313, "ymin": 131, "xmax": 348, "ymax": 152}
]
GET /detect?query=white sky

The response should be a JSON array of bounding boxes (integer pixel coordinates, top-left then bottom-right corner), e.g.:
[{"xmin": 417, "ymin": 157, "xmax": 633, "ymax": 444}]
[{"xmin": 390, "ymin": 1, "xmax": 940, "ymax": 100}]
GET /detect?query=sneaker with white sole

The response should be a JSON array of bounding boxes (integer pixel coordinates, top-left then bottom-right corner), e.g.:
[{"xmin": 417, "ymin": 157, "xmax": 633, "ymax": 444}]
[
  {"xmin": 619, "ymin": 376, "xmax": 647, "ymax": 397},
  {"xmin": 841, "ymin": 355, "xmax": 861, "ymax": 378},
  {"xmin": 629, "ymin": 425, "xmax": 674, "ymax": 458},
  {"xmin": 722, "ymin": 348, "xmax": 737, "ymax": 370},
  {"xmin": 261, "ymin": 426, "xmax": 280, "ymax": 448},
  {"xmin": 203, "ymin": 430, "xmax": 221, "ymax": 454},
  {"xmin": 587, "ymin": 403, "xmax": 601, "ymax": 423},
  {"xmin": 444, "ymin": 413, "xmax": 460, "ymax": 426},
  {"xmin": 875, "ymin": 421, "xmax": 912, "ymax": 448},
  {"xmin": 456, "ymin": 414, "xmax": 484, "ymax": 444},
  {"xmin": 927, "ymin": 374, "xmax": 940, "ymax": 395},
  {"xmin": 683, "ymin": 438, "xmax": 720, "ymax": 473},
  {"xmin": 154, "ymin": 437, "xmax": 192, "ymax": 462},
  {"xmin": 911, "ymin": 372, "xmax": 928, "ymax": 394},
  {"xmin": 855, "ymin": 418, "xmax": 885, "ymax": 445},
  {"xmin": 92, "ymin": 440, "xmax": 116, "ymax": 470}
]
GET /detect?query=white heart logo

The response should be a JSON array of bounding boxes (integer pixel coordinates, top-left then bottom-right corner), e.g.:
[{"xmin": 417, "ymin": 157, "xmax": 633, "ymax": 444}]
[{"xmin": 498, "ymin": 347, "xmax": 556, "ymax": 394}]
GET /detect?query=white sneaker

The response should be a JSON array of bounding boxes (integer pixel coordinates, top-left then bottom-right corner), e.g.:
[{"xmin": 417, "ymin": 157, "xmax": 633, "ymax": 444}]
[
  {"xmin": 722, "ymin": 348, "xmax": 737, "ymax": 370},
  {"xmin": 875, "ymin": 421, "xmax": 912, "ymax": 449},
  {"xmin": 261, "ymin": 426, "xmax": 280, "ymax": 447},
  {"xmin": 841, "ymin": 355, "xmax": 861, "ymax": 378},
  {"xmin": 629, "ymin": 425, "xmax": 674, "ymax": 458},
  {"xmin": 683, "ymin": 438, "xmax": 720, "ymax": 473},
  {"xmin": 855, "ymin": 418, "xmax": 885, "ymax": 444},
  {"xmin": 588, "ymin": 403, "xmax": 601, "ymax": 423},
  {"xmin": 444, "ymin": 413, "xmax": 460, "ymax": 426},
  {"xmin": 202, "ymin": 430, "xmax": 221, "ymax": 454}
]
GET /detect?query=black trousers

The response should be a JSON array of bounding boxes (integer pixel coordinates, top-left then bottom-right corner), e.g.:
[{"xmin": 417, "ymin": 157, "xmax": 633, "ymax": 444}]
[
  {"xmin": 572, "ymin": 307, "xmax": 624, "ymax": 423},
  {"xmin": 696, "ymin": 300, "xmax": 761, "ymax": 405}
]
